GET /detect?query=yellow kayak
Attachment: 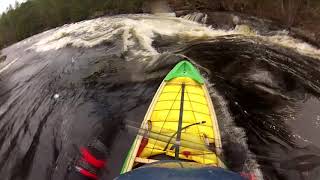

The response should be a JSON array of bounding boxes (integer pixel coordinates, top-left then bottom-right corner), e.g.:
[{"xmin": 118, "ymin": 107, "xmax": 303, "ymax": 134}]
[{"xmin": 121, "ymin": 60, "xmax": 223, "ymax": 174}]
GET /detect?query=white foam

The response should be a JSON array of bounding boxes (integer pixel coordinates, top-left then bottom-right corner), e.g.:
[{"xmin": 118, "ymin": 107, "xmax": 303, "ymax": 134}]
[
  {"xmin": 206, "ymin": 83, "xmax": 264, "ymax": 180},
  {"xmin": 31, "ymin": 15, "xmax": 235, "ymax": 60},
  {"xmin": 261, "ymin": 34, "xmax": 320, "ymax": 59},
  {"xmin": 31, "ymin": 14, "xmax": 320, "ymax": 61}
]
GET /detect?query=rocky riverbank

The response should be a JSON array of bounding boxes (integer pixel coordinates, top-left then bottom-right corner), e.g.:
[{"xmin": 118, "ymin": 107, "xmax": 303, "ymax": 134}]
[{"xmin": 167, "ymin": 0, "xmax": 320, "ymax": 47}]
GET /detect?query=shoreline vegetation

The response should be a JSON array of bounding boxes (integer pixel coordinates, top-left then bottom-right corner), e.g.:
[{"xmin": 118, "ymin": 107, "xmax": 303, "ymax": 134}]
[
  {"xmin": 0, "ymin": 0, "xmax": 145, "ymax": 49},
  {"xmin": 0, "ymin": 0, "xmax": 319, "ymax": 49}
]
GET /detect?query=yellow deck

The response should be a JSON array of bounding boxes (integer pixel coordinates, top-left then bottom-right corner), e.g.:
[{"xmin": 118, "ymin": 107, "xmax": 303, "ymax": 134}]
[{"xmin": 121, "ymin": 76, "xmax": 223, "ymax": 173}]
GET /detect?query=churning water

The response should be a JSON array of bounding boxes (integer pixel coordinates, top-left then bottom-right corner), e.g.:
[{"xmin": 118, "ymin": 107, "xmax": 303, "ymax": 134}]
[{"xmin": 0, "ymin": 14, "xmax": 320, "ymax": 180}]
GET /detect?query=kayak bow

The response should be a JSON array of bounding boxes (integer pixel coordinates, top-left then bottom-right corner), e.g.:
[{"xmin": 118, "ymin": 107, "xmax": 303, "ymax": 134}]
[{"xmin": 121, "ymin": 60, "xmax": 223, "ymax": 174}]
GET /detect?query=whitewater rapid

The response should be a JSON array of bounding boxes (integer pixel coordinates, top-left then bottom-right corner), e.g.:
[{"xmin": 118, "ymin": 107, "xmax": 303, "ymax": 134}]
[
  {"xmin": 22, "ymin": 14, "xmax": 320, "ymax": 61},
  {"xmin": 19, "ymin": 13, "xmax": 320, "ymax": 180},
  {"xmin": 1, "ymin": 13, "xmax": 320, "ymax": 180}
]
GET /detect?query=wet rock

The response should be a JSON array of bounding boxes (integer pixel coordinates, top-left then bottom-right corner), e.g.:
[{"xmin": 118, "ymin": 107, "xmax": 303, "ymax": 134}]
[
  {"xmin": 206, "ymin": 12, "xmax": 237, "ymax": 30},
  {"xmin": 175, "ymin": 10, "xmax": 188, "ymax": 16},
  {"xmin": 0, "ymin": 54, "xmax": 6, "ymax": 63}
]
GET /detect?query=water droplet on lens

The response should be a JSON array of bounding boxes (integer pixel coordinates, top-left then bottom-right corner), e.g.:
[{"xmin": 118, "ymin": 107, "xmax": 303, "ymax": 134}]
[{"xmin": 54, "ymin": 94, "xmax": 60, "ymax": 99}]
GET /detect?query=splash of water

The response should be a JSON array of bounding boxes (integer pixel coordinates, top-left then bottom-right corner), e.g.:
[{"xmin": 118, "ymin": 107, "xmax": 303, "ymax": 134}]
[{"xmin": 182, "ymin": 12, "xmax": 208, "ymax": 24}]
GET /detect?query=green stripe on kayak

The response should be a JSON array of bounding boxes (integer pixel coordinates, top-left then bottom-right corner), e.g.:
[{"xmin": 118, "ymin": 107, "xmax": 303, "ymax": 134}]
[
  {"xmin": 120, "ymin": 137, "xmax": 138, "ymax": 174},
  {"xmin": 164, "ymin": 60, "xmax": 204, "ymax": 84}
]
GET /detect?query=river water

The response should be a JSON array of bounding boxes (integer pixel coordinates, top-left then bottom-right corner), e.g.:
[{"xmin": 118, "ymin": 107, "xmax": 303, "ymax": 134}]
[{"xmin": 0, "ymin": 14, "xmax": 320, "ymax": 180}]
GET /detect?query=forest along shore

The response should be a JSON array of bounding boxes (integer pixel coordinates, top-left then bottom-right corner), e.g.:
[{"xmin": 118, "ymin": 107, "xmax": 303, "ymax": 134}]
[{"xmin": 1, "ymin": 0, "xmax": 320, "ymax": 49}]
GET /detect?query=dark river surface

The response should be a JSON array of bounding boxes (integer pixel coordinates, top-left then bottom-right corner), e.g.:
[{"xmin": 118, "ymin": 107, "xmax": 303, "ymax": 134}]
[{"xmin": 0, "ymin": 14, "xmax": 320, "ymax": 180}]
